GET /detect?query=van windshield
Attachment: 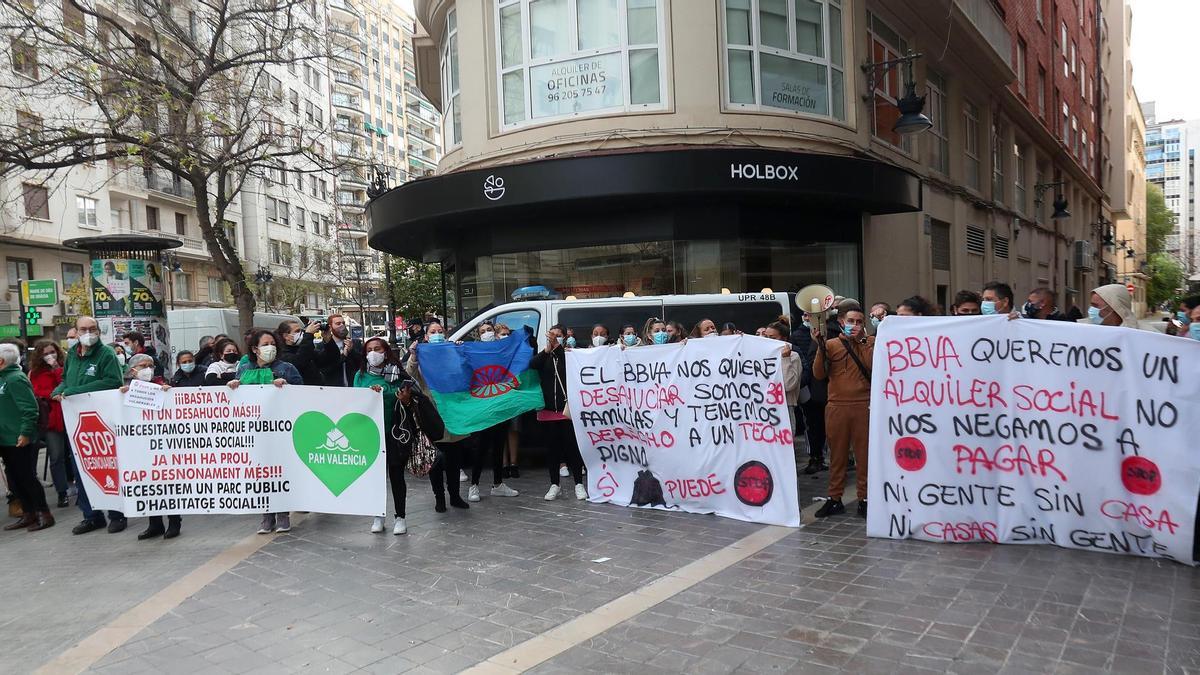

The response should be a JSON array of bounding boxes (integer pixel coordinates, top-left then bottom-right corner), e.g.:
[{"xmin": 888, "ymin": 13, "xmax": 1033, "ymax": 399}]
[{"xmin": 665, "ymin": 301, "xmax": 788, "ymax": 336}]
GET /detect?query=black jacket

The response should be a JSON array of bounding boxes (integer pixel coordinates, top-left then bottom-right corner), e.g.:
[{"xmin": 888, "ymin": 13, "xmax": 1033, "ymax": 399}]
[
  {"xmin": 314, "ymin": 337, "xmax": 363, "ymax": 387},
  {"xmin": 389, "ymin": 388, "xmax": 444, "ymax": 452},
  {"xmin": 280, "ymin": 333, "xmax": 321, "ymax": 385},
  {"xmin": 529, "ymin": 346, "xmax": 568, "ymax": 412},
  {"xmin": 790, "ymin": 327, "xmax": 828, "ymax": 404},
  {"xmin": 169, "ymin": 368, "xmax": 206, "ymax": 388}
]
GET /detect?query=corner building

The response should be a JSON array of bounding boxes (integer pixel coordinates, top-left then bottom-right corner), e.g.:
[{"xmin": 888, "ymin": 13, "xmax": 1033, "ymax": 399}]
[{"xmin": 369, "ymin": 0, "xmax": 1111, "ymax": 322}]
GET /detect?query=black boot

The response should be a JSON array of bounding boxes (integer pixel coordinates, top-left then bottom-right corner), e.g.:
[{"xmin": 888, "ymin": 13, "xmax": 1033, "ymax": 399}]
[
  {"xmin": 138, "ymin": 516, "xmax": 165, "ymax": 540},
  {"xmin": 163, "ymin": 516, "xmax": 181, "ymax": 539}
]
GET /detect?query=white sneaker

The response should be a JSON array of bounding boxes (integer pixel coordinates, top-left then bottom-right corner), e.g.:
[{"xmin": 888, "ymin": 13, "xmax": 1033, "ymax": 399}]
[
  {"xmin": 491, "ymin": 483, "xmax": 519, "ymax": 497},
  {"xmin": 371, "ymin": 516, "xmax": 385, "ymax": 533},
  {"xmin": 544, "ymin": 484, "xmax": 561, "ymax": 501},
  {"xmin": 467, "ymin": 485, "xmax": 481, "ymax": 502},
  {"xmin": 559, "ymin": 465, "xmax": 569, "ymax": 477},
  {"xmin": 575, "ymin": 484, "xmax": 588, "ymax": 500},
  {"xmin": 459, "ymin": 470, "xmax": 469, "ymax": 482},
  {"xmin": 393, "ymin": 518, "xmax": 407, "ymax": 535}
]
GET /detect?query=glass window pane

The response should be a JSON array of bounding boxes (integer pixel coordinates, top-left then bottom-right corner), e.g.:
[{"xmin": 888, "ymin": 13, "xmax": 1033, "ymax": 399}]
[
  {"xmin": 628, "ymin": 0, "xmax": 658, "ymax": 45},
  {"xmin": 728, "ymin": 49, "xmax": 755, "ymax": 104},
  {"xmin": 629, "ymin": 49, "xmax": 660, "ymax": 104},
  {"xmin": 759, "ymin": 53, "xmax": 827, "ymax": 114},
  {"xmin": 530, "ymin": 0, "xmax": 571, "ymax": 59},
  {"xmin": 578, "ymin": 0, "xmax": 619, "ymax": 50},
  {"xmin": 795, "ymin": 0, "xmax": 823, "ymax": 57},
  {"xmin": 500, "ymin": 4, "xmax": 523, "ymax": 69},
  {"xmin": 831, "ymin": 67, "xmax": 844, "ymax": 119},
  {"xmin": 451, "ymin": 94, "xmax": 461, "ymax": 143},
  {"xmin": 759, "ymin": 0, "xmax": 789, "ymax": 49},
  {"xmin": 449, "ymin": 34, "xmax": 459, "ymax": 90},
  {"xmin": 725, "ymin": 0, "xmax": 751, "ymax": 45},
  {"xmin": 829, "ymin": 4, "xmax": 842, "ymax": 67},
  {"xmin": 503, "ymin": 70, "xmax": 526, "ymax": 123}
]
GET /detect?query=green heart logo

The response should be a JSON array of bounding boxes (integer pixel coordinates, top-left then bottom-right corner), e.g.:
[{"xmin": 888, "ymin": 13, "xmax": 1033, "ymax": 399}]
[{"xmin": 293, "ymin": 412, "xmax": 380, "ymax": 496}]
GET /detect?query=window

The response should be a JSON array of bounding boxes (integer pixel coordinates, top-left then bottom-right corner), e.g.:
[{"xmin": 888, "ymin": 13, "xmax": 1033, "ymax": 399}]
[
  {"xmin": 1036, "ymin": 66, "xmax": 1046, "ymax": 117},
  {"xmin": 441, "ymin": 9, "xmax": 460, "ymax": 145},
  {"xmin": 207, "ymin": 277, "xmax": 228, "ymax": 302},
  {"xmin": 1035, "ymin": 0, "xmax": 1043, "ymax": 23},
  {"xmin": 299, "ymin": 246, "xmax": 309, "ymax": 270},
  {"xmin": 62, "ymin": 262, "xmax": 84, "ymax": 291},
  {"xmin": 280, "ymin": 242, "xmax": 293, "ymax": 266},
  {"xmin": 1080, "ymin": 64, "xmax": 1087, "ymax": 100},
  {"xmin": 297, "ymin": 206, "xmax": 306, "ymax": 229},
  {"xmin": 926, "ymin": 71, "xmax": 948, "ymax": 174},
  {"xmin": 295, "ymin": 172, "xmax": 303, "ymax": 191},
  {"xmin": 222, "ymin": 221, "xmax": 238, "ymax": 252},
  {"xmin": 270, "ymin": 239, "xmax": 282, "ymax": 264},
  {"xmin": 21, "ymin": 183, "xmax": 49, "ymax": 219},
  {"xmin": 311, "ymin": 212, "xmax": 320, "ymax": 233},
  {"xmin": 174, "ymin": 272, "xmax": 193, "ymax": 301},
  {"xmin": 991, "ymin": 119, "xmax": 1006, "ymax": 203},
  {"xmin": 1061, "ymin": 101, "xmax": 1069, "ymax": 141},
  {"xmin": 175, "ymin": 212, "xmax": 187, "ymax": 235},
  {"xmin": 1014, "ymin": 144, "xmax": 1027, "ymax": 214},
  {"xmin": 77, "ymin": 196, "xmax": 98, "ymax": 228},
  {"xmin": 6, "ymin": 258, "xmax": 33, "ymax": 294},
  {"xmin": 963, "ymin": 101, "xmax": 980, "ymax": 189},
  {"xmin": 63, "ymin": 0, "xmax": 85, "ymax": 34},
  {"xmin": 497, "ymin": 0, "xmax": 666, "ymax": 128},
  {"xmin": 321, "ymin": 216, "xmax": 331, "ymax": 236},
  {"xmin": 1015, "ymin": 38, "xmax": 1026, "ymax": 95},
  {"xmin": 279, "ymin": 200, "xmax": 290, "ymax": 226},
  {"xmin": 146, "ymin": 205, "xmax": 159, "ymax": 230},
  {"xmin": 290, "ymin": 90, "xmax": 299, "ymax": 114},
  {"xmin": 266, "ymin": 197, "xmax": 278, "ymax": 221},
  {"xmin": 11, "ymin": 39, "xmax": 38, "ymax": 78},
  {"xmin": 866, "ymin": 11, "xmax": 911, "ymax": 151},
  {"xmin": 320, "ymin": 179, "xmax": 328, "ymax": 199},
  {"xmin": 1070, "ymin": 41, "xmax": 1076, "ymax": 75}
]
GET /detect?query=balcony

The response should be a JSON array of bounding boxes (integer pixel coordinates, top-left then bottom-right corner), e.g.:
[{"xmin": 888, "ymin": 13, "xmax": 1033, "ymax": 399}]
[
  {"xmin": 330, "ymin": 25, "xmax": 362, "ymax": 47},
  {"xmin": 334, "ymin": 122, "xmax": 367, "ymax": 140},
  {"xmin": 949, "ymin": 0, "xmax": 1014, "ymax": 81},
  {"xmin": 335, "ymin": 142, "xmax": 368, "ymax": 161},
  {"xmin": 331, "ymin": 94, "xmax": 361, "ymax": 113},
  {"xmin": 328, "ymin": 0, "xmax": 360, "ymax": 21},
  {"xmin": 111, "ymin": 169, "xmax": 197, "ymax": 202},
  {"xmin": 408, "ymin": 153, "xmax": 437, "ymax": 170},
  {"xmin": 337, "ymin": 220, "xmax": 369, "ymax": 238},
  {"xmin": 339, "ymin": 244, "xmax": 371, "ymax": 258},
  {"xmin": 337, "ymin": 192, "xmax": 367, "ymax": 210},
  {"xmin": 332, "ymin": 70, "xmax": 363, "ymax": 90},
  {"xmin": 338, "ymin": 170, "xmax": 369, "ymax": 188}
]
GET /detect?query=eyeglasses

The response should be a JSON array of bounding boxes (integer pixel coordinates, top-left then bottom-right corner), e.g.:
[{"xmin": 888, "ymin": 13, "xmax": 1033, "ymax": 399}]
[{"xmin": 77, "ymin": 327, "xmax": 99, "ymax": 334}]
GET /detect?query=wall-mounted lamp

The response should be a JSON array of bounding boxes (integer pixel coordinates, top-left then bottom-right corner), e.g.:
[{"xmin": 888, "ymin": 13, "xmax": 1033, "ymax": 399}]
[
  {"xmin": 1034, "ymin": 182, "xmax": 1070, "ymax": 220},
  {"xmin": 862, "ymin": 50, "xmax": 932, "ymax": 135}
]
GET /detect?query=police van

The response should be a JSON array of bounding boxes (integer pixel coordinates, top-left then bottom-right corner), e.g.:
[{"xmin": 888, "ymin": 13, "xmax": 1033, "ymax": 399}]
[{"xmin": 448, "ymin": 292, "xmax": 793, "ymax": 349}]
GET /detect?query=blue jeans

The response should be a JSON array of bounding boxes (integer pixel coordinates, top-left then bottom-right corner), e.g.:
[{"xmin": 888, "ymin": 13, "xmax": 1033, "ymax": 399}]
[
  {"xmin": 43, "ymin": 431, "xmax": 70, "ymax": 498},
  {"xmin": 69, "ymin": 451, "xmax": 123, "ymax": 523}
]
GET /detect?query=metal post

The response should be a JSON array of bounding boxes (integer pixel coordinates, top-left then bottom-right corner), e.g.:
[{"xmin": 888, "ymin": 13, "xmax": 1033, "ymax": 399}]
[
  {"xmin": 17, "ymin": 277, "xmax": 28, "ymax": 350},
  {"xmin": 383, "ymin": 255, "xmax": 397, "ymax": 346}
]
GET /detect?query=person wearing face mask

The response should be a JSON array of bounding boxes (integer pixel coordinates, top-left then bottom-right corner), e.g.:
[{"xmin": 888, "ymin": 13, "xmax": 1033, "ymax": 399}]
[
  {"xmin": 619, "ymin": 323, "xmax": 642, "ymax": 348},
  {"xmin": 790, "ymin": 313, "xmax": 828, "ymax": 476},
  {"xmin": 112, "ymin": 343, "xmax": 128, "ymax": 368},
  {"xmin": 0, "ymin": 342, "xmax": 55, "ymax": 532},
  {"xmin": 812, "ymin": 305, "xmax": 874, "ymax": 519},
  {"xmin": 762, "ymin": 322, "xmax": 799, "ymax": 428},
  {"xmin": 1081, "ymin": 284, "xmax": 1139, "ymax": 328},
  {"xmin": 1022, "ymin": 287, "xmax": 1069, "ymax": 321},
  {"xmin": 590, "ymin": 324, "xmax": 610, "ymax": 347},
  {"xmin": 405, "ymin": 320, "xmax": 473, "ymax": 512},
  {"xmin": 65, "ymin": 327, "xmax": 78, "ymax": 352},
  {"xmin": 170, "ymin": 350, "xmax": 205, "ymax": 388},
  {"xmin": 476, "ymin": 322, "xmax": 497, "ymax": 343},
  {"xmin": 29, "ymin": 340, "xmax": 71, "ymax": 508},
  {"xmin": 529, "ymin": 325, "xmax": 587, "ymax": 501},
  {"xmin": 689, "ymin": 319, "xmax": 717, "ymax": 338},
  {"xmin": 120, "ymin": 353, "xmax": 166, "ymax": 387},
  {"xmin": 277, "ymin": 320, "xmax": 321, "ymax": 385},
  {"xmin": 867, "ymin": 303, "xmax": 891, "ymax": 332},
  {"xmin": 118, "ymin": 354, "xmax": 179, "ymax": 540},
  {"xmin": 643, "ymin": 318, "xmax": 668, "ymax": 346},
  {"xmin": 1167, "ymin": 296, "xmax": 1199, "ymax": 336},
  {"xmin": 230, "ymin": 330, "xmax": 301, "ymax": 534},
  {"xmin": 203, "ymin": 338, "xmax": 242, "ymax": 386},
  {"xmin": 52, "ymin": 316, "xmax": 125, "ymax": 534},
  {"xmin": 355, "ymin": 338, "xmax": 414, "ymax": 534},
  {"xmin": 665, "ymin": 321, "xmax": 687, "ymax": 344},
  {"xmin": 951, "ymin": 291, "xmax": 983, "ymax": 316},
  {"xmin": 1186, "ymin": 303, "xmax": 1200, "ymax": 340},
  {"xmin": 315, "ymin": 314, "xmax": 364, "ymax": 387},
  {"xmin": 980, "ymin": 281, "xmax": 1015, "ymax": 316},
  {"xmin": 123, "ymin": 331, "xmax": 164, "ymax": 378}
]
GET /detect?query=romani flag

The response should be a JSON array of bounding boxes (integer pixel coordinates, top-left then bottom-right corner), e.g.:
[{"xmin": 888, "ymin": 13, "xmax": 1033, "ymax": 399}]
[{"xmin": 416, "ymin": 331, "xmax": 544, "ymax": 435}]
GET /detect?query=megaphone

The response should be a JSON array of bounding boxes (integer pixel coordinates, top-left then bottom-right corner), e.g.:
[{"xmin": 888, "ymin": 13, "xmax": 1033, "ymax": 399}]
[{"xmin": 795, "ymin": 284, "xmax": 836, "ymax": 319}]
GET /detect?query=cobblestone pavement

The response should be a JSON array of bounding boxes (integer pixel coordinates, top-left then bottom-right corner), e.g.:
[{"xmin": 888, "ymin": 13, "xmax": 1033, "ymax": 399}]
[{"xmin": 1, "ymin": 459, "xmax": 1196, "ymax": 675}]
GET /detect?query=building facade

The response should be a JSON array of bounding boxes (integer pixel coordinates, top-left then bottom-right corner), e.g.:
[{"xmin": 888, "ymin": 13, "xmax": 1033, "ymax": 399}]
[
  {"xmin": 369, "ymin": 0, "xmax": 1117, "ymax": 324},
  {"xmin": 1143, "ymin": 103, "xmax": 1199, "ymax": 278}
]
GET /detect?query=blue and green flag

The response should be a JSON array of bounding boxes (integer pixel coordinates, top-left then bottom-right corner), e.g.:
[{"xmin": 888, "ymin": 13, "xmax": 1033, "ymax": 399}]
[{"xmin": 417, "ymin": 334, "xmax": 543, "ymax": 435}]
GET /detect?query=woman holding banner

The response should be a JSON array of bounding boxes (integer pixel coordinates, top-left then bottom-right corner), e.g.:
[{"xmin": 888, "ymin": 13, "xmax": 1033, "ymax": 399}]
[
  {"xmin": 530, "ymin": 325, "xmax": 586, "ymax": 501},
  {"xmin": 29, "ymin": 340, "xmax": 71, "ymax": 508},
  {"xmin": 203, "ymin": 338, "xmax": 241, "ymax": 386},
  {"xmin": 118, "ymin": 354, "xmax": 178, "ymax": 539},
  {"xmin": 230, "ymin": 330, "xmax": 302, "ymax": 534},
  {"xmin": 763, "ymin": 322, "xmax": 800, "ymax": 430},
  {"xmin": 354, "ymin": 337, "xmax": 411, "ymax": 534}
]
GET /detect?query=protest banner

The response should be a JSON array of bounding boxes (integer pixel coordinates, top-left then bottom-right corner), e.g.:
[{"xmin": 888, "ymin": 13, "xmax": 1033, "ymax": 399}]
[
  {"xmin": 566, "ymin": 335, "xmax": 800, "ymax": 527},
  {"xmin": 867, "ymin": 316, "xmax": 1200, "ymax": 565},
  {"xmin": 123, "ymin": 378, "xmax": 165, "ymax": 410},
  {"xmin": 62, "ymin": 385, "xmax": 386, "ymax": 517}
]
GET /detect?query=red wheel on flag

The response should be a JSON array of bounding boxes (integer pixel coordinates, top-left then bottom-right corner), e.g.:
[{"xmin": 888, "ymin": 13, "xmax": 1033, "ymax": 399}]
[{"xmin": 470, "ymin": 365, "xmax": 519, "ymax": 399}]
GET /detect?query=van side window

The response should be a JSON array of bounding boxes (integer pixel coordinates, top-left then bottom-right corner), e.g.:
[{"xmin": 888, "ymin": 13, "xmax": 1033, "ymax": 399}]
[
  {"xmin": 665, "ymin": 301, "xmax": 787, "ymax": 335},
  {"xmin": 557, "ymin": 303, "xmax": 663, "ymax": 346},
  {"xmin": 492, "ymin": 309, "xmax": 540, "ymax": 347}
]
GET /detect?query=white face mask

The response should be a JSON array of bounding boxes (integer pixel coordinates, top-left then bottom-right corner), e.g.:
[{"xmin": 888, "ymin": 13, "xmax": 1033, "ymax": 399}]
[
  {"xmin": 79, "ymin": 332, "xmax": 98, "ymax": 347},
  {"xmin": 592, "ymin": 335, "xmax": 607, "ymax": 347},
  {"xmin": 257, "ymin": 345, "xmax": 277, "ymax": 364},
  {"xmin": 135, "ymin": 368, "xmax": 154, "ymax": 382},
  {"xmin": 43, "ymin": 354, "xmax": 57, "ymax": 366},
  {"xmin": 366, "ymin": 351, "xmax": 386, "ymax": 367},
  {"xmin": 290, "ymin": 331, "xmax": 303, "ymax": 344},
  {"xmin": 479, "ymin": 331, "xmax": 496, "ymax": 342},
  {"xmin": 67, "ymin": 338, "xmax": 78, "ymax": 349}
]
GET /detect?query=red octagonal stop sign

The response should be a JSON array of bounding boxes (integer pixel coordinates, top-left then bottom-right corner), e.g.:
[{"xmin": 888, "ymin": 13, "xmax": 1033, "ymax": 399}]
[{"xmin": 73, "ymin": 411, "xmax": 120, "ymax": 496}]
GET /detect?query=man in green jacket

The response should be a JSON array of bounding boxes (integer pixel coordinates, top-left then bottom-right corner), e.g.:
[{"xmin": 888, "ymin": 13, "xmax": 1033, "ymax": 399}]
[
  {"xmin": 52, "ymin": 316, "xmax": 126, "ymax": 535},
  {"xmin": 0, "ymin": 342, "xmax": 54, "ymax": 531}
]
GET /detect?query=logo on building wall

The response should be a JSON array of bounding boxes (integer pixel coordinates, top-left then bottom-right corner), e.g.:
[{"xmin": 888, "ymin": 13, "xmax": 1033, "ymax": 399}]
[
  {"xmin": 483, "ymin": 175, "xmax": 506, "ymax": 201},
  {"xmin": 729, "ymin": 163, "xmax": 800, "ymax": 181}
]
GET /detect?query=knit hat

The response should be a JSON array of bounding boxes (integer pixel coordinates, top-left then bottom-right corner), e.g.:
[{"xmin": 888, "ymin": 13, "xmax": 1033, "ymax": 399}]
[{"xmin": 1091, "ymin": 283, "xmax": 1138, "ymax": 328}]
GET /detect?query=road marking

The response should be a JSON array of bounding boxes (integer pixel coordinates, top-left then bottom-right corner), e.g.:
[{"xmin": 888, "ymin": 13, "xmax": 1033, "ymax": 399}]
[{"xmin": 35, "ymin": 517, "xmax": 307, "ymax": 675}]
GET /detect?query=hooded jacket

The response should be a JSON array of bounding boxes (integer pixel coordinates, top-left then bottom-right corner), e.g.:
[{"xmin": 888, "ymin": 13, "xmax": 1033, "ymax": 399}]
[
  {"xmin": 1083, "ymin": 284, "xmax": 1139, "ymax": 328},
  {"xmin": 0, "ymin": 362, "xmax": 39, "ymax": 445}
]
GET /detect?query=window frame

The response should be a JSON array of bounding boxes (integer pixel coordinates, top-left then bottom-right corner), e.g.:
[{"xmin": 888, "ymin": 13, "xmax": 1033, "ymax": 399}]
[
  {"xmin": 866, "ymin": 10, "xmax": 912, "ymax": 153},
  {"xmin": 494, "ymin": 0, "xmax": 669, "ymax": 132},
  {"xmin": 925, "ymin": 70, "xmax": 948, "ymax": 175},
  {"xmin": 441, "ymin": 8, "xmax": 461, "ymax": 148},
  {"xmin": 963, "ymin": 100, "xmax": 981, "ymax": 191},
  {"xmin": 76, "ymin": 195, "xmax": 99, "ymax": 229}
]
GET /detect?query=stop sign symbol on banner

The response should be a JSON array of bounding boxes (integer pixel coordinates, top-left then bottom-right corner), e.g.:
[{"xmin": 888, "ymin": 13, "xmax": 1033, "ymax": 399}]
[{"xmin": 73, "ymin": 411, "xmax": 120, "ymax": 495}]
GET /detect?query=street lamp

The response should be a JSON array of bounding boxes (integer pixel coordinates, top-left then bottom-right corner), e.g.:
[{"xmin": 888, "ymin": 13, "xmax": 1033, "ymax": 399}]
[
  {"xmin": 160, "ymin": 252, "xmax": 183, "ymax": 310},
  {"xmin": 1034, "ymin": 182, "xmax": 1070, "ymax": 220},
  {"xmin": 254, "ymin": 267, "xmax": 273, "ymax": 311},
  {"xmin": 862, "ymin": 50, "xmax": 932, "ymax": 136}
]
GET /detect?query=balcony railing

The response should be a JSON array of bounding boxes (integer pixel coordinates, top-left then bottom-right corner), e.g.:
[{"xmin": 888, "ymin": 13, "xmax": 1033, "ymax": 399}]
[
  {"xmin": 953, "ymin": 0, "xmax": 1011, "ymax": 67},
  {"xmin": 113, "ymin": 170, "xmax": 196, "ymax": 200},
  {"xmin": 333, "ymin": 70, "xmax": 362, "ymax": 87},
  {"xmin": 331, "ymin": 94, "xmax": 361, "ymax": 110},
  {"xmin": 328, "ymin": 0, "xmax": 361, "ymax": 18}
]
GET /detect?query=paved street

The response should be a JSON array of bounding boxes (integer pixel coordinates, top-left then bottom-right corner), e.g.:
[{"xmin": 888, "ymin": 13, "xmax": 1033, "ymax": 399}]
[{"xmin": 1, "ymin": 461, "xmax": 1196, "ymax": 675}]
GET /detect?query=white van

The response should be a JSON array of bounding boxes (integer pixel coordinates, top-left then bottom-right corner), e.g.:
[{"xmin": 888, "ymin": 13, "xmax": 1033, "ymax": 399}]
[
  {"xmin": 448, "ymin": 292, "xmax": 793, "ymax": 349},
  {"xmin": 166, "ymin": 308, "xmax": 302, "ymax": 358}
]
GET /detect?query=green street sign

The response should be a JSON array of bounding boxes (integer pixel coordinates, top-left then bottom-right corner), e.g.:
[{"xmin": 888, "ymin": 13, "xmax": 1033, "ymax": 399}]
[
  {"xmin": 25, "ymin": 308, "xmax": 43, "ymax": 323},
  {"xmin": 21, "ymin": 279, "xmax": 59, "ymax": 307},
  {"xmin": 0, "ymin": 324, "xmax": 44, "ymax": 338}
]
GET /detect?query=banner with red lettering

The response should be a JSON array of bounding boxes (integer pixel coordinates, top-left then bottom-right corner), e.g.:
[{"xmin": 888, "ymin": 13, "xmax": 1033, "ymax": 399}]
[
  {"xmin": 565, "ymin": 335, "xmax": 801, "ymax": 527},
  {"xmin": 867, "ymin": 316, "xmax": 1200, "ymax": 565}
]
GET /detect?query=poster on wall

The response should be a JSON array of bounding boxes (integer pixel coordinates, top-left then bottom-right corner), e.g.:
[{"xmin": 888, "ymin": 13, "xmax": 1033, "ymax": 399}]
[
  {"xmin": 530, "ymin": 52, "xmax": 622, "ymax": 119},
  {"xmin": 91, "ymin": 259, "xmax": 130, "ymax": 317},
  {"xmin": 129, "ymin": 260, "xmax": 165, "ymax": 317},
  {"xmin": 565, "ymin": 335, "xmax": 801, "ymax": 527},
  {"xmin": 61, "ymin": 385, "xmax": 387, "ymax": 516},
  {"xmin": 866, "ymin": 316, "xmax": 1200, "ymax": 565}
]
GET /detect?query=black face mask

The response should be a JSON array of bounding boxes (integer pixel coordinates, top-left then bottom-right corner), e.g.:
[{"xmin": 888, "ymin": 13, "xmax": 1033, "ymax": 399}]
[{"xmin": 222, "ymin": 353, "xmax": 239, "ymax": 364}]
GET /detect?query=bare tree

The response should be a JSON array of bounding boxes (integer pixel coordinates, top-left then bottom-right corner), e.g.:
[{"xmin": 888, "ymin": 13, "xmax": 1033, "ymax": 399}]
[{"xmin": 0, "ymin": 0, "xmax": 350, "ymax": 333}]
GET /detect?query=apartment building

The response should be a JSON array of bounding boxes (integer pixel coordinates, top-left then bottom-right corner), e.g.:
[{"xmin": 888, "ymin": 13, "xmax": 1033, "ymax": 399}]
[{"xmin": 1143, "ymin": 102, "xmax": 1199, "ymax": 277}]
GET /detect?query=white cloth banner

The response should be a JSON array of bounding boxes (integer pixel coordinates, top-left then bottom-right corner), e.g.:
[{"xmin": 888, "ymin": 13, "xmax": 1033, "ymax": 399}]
[
  {"xmin": 866, "ymin": 316, "xmax": 1200, "ymax": 565},
  {"xmin": 62, "ymin": 385, "xmax": 387, "ymax": 517},
  {"xmin": 566, "ymin": 336, "xmax": 800, "ymax": 527}
]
